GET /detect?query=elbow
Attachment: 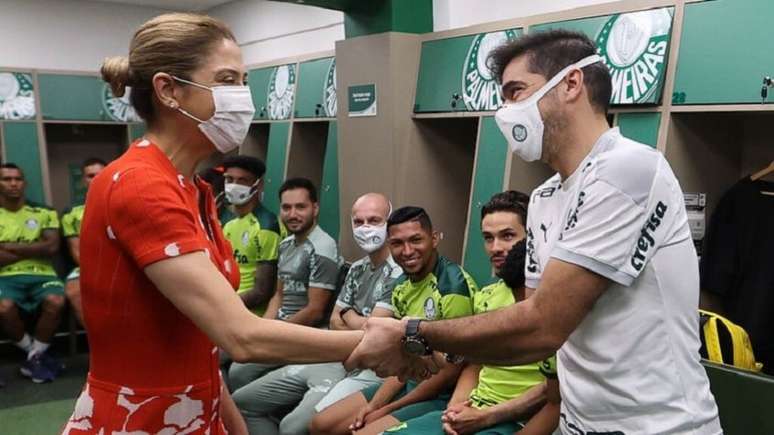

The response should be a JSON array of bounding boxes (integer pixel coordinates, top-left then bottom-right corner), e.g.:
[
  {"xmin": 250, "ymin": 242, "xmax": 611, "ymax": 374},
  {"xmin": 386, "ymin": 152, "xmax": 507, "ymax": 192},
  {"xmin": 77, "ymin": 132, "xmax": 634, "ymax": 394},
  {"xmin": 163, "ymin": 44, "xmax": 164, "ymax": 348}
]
[
  {"xmin": 224, "ymin": 327, "xmax": 260, "ymax": 364},
  {"xmin": 540, "ymin": 330, "xmax": 566, "ymax": 357}
]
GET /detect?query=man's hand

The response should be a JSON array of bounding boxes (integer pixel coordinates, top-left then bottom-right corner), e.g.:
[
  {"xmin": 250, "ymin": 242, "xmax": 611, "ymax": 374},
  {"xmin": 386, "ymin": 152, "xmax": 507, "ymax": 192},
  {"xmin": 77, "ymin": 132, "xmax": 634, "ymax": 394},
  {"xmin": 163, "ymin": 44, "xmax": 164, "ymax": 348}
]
[
  {"xmin": 349, "ymin": 403, "xmax": 387, "ymax": 431},
  {"xmin": 344, "ymin": 317, "xmax": 442, "ymax": 381},
  {"xmin": 441, "ymin": 401, "xmax": 493, "ymax": 435}
]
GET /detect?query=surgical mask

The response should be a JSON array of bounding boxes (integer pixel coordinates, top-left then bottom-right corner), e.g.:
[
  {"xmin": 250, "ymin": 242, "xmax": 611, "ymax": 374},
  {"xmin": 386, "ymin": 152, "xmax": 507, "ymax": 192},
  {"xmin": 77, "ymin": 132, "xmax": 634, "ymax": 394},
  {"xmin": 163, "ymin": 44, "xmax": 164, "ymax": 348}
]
[
  {"xmin": 353, "ymin": 223, "xmax": 388, "ymax": 253},
  {"xmin": 494, "ymin": 55, "xmax": 602, "ymax": 162},
  {"xmin": 224, "ymin": 179, "xmax": 260, "ymax": 205},
  {"xmin": 172, "ymin": 76, "xmax": 255, "ymax": 153}
]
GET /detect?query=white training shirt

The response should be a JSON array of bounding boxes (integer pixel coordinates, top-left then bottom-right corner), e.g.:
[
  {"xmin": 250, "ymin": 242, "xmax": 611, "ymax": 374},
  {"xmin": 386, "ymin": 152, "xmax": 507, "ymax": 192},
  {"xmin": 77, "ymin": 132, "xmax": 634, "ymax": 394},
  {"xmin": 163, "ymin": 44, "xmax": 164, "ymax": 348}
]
[{"xmin": 525, "ymin": 128, "xmax": 721, "ymax": 434}]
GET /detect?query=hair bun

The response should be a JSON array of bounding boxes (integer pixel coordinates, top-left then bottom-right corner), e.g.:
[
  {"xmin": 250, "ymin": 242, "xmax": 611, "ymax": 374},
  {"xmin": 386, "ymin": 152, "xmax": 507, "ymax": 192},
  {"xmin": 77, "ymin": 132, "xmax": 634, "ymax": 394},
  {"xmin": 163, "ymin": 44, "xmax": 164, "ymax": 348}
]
[{"xmin": 101, "ymin": 56, "xmax": 130, "ymax": 97}]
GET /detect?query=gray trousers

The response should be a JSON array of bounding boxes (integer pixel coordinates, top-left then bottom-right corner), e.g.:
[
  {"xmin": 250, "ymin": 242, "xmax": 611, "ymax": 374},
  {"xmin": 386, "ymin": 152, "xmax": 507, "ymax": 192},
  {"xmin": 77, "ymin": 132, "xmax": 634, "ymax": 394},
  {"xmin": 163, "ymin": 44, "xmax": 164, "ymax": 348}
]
[
  {"xmin": 228, "ymin": 361, "xmax": 281, "ymax": 392},
  {"xmin": 231, "ymin": 362, "xmax": 347, "ymax": 435}
]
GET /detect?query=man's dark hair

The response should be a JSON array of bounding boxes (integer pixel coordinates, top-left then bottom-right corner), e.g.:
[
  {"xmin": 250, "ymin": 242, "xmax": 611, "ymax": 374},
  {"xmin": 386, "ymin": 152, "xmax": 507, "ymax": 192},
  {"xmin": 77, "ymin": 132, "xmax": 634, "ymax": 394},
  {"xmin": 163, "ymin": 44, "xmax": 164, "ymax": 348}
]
[
  {"xmin": 501, "ymin": 239, "xmax": 527, "ymax": 290},
  {"xmin": 0, "ymin": 163, "xmax": 23, "ymax": 176},
  {"xmin": 222, "ymin": 155, "xmax": 266, "ymax": 180},
  {"xmin": 387, "ymin": 206, "xmax": 432, "ymax": 232},
  {"xmin": 279, "ymin": 177, "xmax": 318, "ymax": 203},
  {"xmin": 481, "ymin": 190, "xmax": 529, "ymax": 225},
  {"xmin": 82, "ymin": 157, "xmax": 107, "ymax": 170},
  {"xmin": 488, "ymin": 29, "xmax": 612, "ymax": 113}
]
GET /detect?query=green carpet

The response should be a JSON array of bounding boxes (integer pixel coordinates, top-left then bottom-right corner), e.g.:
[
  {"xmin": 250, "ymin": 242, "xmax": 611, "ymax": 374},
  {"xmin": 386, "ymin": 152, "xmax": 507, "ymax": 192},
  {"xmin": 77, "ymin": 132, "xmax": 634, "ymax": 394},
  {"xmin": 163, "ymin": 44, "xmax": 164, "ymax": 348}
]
[{"xmin": 0, "ymin": 398, "xmax": 75, "ymax": 435}]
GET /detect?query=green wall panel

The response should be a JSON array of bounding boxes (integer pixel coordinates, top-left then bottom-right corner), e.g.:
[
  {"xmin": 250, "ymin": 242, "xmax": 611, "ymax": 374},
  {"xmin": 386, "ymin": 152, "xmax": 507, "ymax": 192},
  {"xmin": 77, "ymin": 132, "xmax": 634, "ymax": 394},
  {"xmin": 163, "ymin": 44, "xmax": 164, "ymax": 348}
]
[
  {"xmin": 674, "ymin": 0, "xmax": 774, "ymax": 105},
  {"xmin": 319, "ymin": 122, "xmax": 340, "ymax": 241},
  {"xmin": 38, "ymin": 74, "xmax": 129, "ymax": 121},
  {"xmin": 617, "ymin": 112, "xmax": 660, "ymax": 148},
  {"xmin": 2, "ymin": 122, "xmax": 45, "ymax": 204},
  {"xmin": 703, "ymin": 362, "xmax": 774, "ymax": 435},
  {"xmin": 463, "ymin": 117, "xmax": 509, "ymax": 286},
  {"xmin": 530, "ymin": 8, "xmax": 674, "ymax": 105},
  {"xmin": 128, "ymin": 123, "xmax": 146, "ymax": 142},
  {"xmin": 248, "ymin": 67, "xmax": 274, "ymax": 120},
  {"xmin": 415, "ymin": 29, "xmax": 521, "ymax": 113},
  {"xmin": 263, "ymin": 122, "xmax": 290, "ymax": 214},
  {"xmin": 296, "ymin": 57, "xmax": 337, "ymax": 118},
  {"xmin": 344, "ymin": 0, "xmax": 433, "ymax": 38}
]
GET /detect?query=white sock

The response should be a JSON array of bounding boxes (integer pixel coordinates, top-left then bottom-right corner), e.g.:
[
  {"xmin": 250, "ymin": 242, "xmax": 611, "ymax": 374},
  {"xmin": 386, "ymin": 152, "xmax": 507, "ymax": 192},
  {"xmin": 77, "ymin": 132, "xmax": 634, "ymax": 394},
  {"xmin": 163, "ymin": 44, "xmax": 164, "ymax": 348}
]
[
  {"xmin": 15, "ymin": 334, "xmax": 33, "ymax": 353},
  {"xmin": 28, "ymin": 339, "xmax": 50, "ymax": 359}
]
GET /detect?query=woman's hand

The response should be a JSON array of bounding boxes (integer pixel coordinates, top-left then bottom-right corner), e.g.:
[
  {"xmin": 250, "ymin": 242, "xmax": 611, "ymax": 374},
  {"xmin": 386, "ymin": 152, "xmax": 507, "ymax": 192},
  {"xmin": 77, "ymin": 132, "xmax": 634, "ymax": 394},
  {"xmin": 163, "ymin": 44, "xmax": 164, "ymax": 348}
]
[{"xmin": 349, "ymin": 403, "xmax": 376, "ymax": 431}]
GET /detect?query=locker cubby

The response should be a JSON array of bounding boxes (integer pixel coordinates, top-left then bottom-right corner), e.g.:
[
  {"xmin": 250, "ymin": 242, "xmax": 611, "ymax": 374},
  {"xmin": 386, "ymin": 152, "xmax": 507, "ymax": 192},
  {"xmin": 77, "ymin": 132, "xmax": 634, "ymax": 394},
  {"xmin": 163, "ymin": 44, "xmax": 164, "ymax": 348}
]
[
  {"xmin": 43, "ymin": 123, "xmax": 127, "ymax": 212},
  {"xmin": 665, "ymin": 111, "xmax": 774, "ymax": 220},
  {"xmin": 286, "ymin": 121, "xmax": 330, "ymax": 191},
  {"xmin": 240, "ymin": 123, "xmax": 270, "ymax": 162},
  {"xmin": 404, "ymin": 117, "xmax": 478, "ymax": 264}
]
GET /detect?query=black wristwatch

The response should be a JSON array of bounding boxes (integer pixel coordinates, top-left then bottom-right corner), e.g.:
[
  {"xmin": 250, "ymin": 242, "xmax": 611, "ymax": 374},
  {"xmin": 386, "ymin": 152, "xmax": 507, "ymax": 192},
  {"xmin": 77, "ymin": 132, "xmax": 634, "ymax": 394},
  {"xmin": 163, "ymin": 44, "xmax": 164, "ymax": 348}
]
[
  {"xmin": 339, "ymin": 307, "xmax": 354, "ymax": 322},
  {"xmin": 402, "ymin": 319, "xmax": 432, "ymax": 356}
]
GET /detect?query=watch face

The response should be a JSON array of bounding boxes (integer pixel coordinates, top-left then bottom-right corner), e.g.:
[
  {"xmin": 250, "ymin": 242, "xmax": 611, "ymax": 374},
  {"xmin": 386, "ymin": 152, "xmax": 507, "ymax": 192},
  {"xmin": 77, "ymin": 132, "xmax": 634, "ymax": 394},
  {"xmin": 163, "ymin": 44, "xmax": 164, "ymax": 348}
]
[{"xmin": 404, "ymin": 338, "xmax": 427, "ymax": 356}]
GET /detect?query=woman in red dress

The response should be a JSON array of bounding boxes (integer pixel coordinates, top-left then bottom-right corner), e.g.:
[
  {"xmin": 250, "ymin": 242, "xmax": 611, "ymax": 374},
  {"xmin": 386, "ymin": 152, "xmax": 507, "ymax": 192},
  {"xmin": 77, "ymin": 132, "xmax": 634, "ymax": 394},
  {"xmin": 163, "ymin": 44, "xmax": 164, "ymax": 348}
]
[{"xmin": 62, "ymin": 13, "xmax": 361, "ymax": 434}]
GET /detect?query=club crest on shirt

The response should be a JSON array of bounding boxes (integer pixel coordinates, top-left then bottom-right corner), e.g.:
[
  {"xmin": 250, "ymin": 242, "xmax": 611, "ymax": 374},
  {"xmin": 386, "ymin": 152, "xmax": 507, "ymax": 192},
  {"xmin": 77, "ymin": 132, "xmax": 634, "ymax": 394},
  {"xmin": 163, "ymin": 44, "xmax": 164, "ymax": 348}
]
[
  {"xmin": 25, "ymin": 218, "xmax": 38, "ymax": 230},
  {"xmin": 424, "ymin": 297, "xmax": 437, "ymax": 320},
  {"xmin": 241, "ymin": 230, "xmax": 250, "ymax": 247}
]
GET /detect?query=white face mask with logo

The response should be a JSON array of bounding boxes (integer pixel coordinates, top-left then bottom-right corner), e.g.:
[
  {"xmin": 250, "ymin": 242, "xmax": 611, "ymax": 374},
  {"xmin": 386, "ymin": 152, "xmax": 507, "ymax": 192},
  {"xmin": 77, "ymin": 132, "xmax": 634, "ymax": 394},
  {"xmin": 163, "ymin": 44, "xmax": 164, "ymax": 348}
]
[
  {"xmin": 172, "ymin": 76, "xmax": 255, "ymax": 154},
  {"xmin": 224, "ymin": 179, "xmax": 260, "ymax": 206},
  {"xmin": 494, "ymin": 55, "xmax": 602, "ymax": 162},
  {"xmin": 353, "ymin": 223, "xmax": 388, "ymax": 253}
]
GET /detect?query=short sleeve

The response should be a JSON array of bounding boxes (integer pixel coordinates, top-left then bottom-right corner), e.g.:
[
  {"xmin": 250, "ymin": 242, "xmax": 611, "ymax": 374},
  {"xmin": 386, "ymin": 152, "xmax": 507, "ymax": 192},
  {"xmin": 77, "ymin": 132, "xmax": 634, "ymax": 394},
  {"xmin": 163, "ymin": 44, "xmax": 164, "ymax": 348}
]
[
  {"xmin": 43, "ymin": 209, "xmax": 60, "ymax": 230},
  {"xmin": 374, "ymin": 266, "xmax": 402, "ymax": 312},
  {"xmin": 256, "ymin": 229, "xmax": 280, "ymax": 263},
  {"xmin": 61, "ymin": 211, "xmax": 77, "ymax": 237},
  {"xmin": 525, "ymin": 206, "xmax": 541, "ymax": 289},
  {"xmin": 106, "ymin": 168, "xmax": 210, "ymax": 269},
  {"xmin": 309, "ymin": 252, "xmax": 340, "ymax": 290},
  {"xmin": 439, "ymin": 293, "xmax": 473, "ymax": 319},
  {"xmin": 552, "ymin": 166, "xmax": 681, "ymax": 286},
  {"xmin": 335, "ymin": 263, "xmax": 359, "ymax": 308}
]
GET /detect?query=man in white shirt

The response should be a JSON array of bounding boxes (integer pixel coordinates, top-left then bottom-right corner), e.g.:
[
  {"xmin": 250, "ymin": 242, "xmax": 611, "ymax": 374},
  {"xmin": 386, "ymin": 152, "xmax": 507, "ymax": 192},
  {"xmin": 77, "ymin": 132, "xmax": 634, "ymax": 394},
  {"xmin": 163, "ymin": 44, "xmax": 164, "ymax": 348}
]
[{"xmin": 346, "ymin": 29, "xmax": 721, "ymax": 434}]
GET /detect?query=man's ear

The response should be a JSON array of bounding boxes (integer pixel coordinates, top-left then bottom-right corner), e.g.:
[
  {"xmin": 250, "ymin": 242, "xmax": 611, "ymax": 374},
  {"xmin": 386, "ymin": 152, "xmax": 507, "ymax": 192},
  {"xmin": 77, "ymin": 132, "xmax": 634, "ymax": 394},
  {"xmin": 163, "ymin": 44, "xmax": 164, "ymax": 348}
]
[{"xmin": 561, "ymin": 68, "xmax": 585, "ymax": 104}]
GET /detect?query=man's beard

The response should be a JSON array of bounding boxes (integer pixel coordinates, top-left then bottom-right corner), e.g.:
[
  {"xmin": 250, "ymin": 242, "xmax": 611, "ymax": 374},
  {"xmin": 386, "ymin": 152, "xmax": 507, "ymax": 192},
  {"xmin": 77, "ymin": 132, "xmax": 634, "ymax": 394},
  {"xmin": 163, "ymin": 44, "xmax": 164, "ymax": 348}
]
[{"xmin": 541, "ymin": 105, "xmax": 569, "ymax": 164}]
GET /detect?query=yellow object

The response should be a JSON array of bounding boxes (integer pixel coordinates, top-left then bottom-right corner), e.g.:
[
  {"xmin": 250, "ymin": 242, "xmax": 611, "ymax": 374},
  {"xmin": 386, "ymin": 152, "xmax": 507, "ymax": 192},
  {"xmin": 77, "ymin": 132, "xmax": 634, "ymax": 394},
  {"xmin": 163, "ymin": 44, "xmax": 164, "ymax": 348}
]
[{"xmin": 699, "ymin": 309, "xmax": 763, "ymax": 372}]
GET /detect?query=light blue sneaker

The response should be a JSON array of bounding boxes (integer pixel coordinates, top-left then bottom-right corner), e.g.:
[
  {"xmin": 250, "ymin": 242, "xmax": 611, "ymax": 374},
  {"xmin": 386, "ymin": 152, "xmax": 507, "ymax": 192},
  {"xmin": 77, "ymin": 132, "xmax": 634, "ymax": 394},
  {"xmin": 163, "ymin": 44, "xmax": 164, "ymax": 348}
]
[{"xmin": 20, "ymin": 354, "xmax": 56, "ymax": 383}]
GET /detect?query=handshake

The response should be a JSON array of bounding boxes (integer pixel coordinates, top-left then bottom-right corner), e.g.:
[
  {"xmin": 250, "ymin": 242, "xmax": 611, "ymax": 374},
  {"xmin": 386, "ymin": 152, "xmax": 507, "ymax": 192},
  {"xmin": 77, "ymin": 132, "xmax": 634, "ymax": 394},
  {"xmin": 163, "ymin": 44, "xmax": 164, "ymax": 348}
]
[{"xmin": 343, "ymin": 317, "xmax": 449, "ymax": 382}]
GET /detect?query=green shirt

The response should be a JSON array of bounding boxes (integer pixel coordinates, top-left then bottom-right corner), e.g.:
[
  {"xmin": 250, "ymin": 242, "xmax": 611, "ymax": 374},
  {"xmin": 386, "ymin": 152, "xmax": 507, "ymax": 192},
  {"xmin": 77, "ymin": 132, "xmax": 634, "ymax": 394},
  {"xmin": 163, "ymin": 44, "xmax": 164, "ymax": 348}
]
[
  {"xmin": 222, "ymin": 204, "xmax": 281, "ymax": 315},
  {"xmin": 391, "ymin": 255, "xmax": 476, "ymax": 321},
  {"xmin": 0, "ymin": 204, "xmax": 59, "ymax": 277},
  {"xmin": 468, "ymin": 280, "xmax": 549, "ymax": 408},
  {"xmin": 61, "ymin": 204, "xmax": 85, "ymax": 238}
]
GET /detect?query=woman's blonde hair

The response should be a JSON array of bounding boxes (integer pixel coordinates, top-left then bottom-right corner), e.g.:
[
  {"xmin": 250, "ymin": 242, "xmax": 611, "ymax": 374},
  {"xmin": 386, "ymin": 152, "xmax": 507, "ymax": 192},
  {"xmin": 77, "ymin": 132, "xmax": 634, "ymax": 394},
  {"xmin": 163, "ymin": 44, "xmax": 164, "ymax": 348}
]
[{"xmin": 101, "ymin": 13, "xmax": 236, "ymax": 123}]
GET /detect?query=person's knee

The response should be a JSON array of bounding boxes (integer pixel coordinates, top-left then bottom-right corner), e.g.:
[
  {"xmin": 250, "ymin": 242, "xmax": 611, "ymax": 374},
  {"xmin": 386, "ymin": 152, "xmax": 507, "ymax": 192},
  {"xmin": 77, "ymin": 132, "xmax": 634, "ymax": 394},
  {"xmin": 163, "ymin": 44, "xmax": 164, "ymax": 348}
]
[
  {"xmin": 0, "ymin": 299, "xmax": 17, "ymax": 317},
  {"xmin": 64, "ymin": 282, "xmax": 80, "ymax": 301},
  {"xmin": 230, "ymin": 386, "xmax": 254, "ymax": 414},
  {"xmin": 279, "ymin": 413, "xmax": 309, "ymax": 435},
  {"xmin": 308, "ymin": 412, "xmax": 336, "ymax": 435},
  {"xmin": 42, "ymin": 294, "xmax": 66, "ymax": 312}
]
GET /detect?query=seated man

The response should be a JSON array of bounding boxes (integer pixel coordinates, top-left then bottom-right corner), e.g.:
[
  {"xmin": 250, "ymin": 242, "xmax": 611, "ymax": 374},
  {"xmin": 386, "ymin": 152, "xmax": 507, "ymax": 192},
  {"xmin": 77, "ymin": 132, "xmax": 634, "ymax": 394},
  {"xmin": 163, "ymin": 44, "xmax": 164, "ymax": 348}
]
[
  {"xmin": 229, "ymin": 177, "xmax": 341, "ymax": 391},
  {"xmin": 0, "ymin": 163, "xmax": 65, "ymax": 383},
  {"xmin": 385, "ymin": 191, "xmax": 560, "ymax": 435},
  {"xmin": 309, "ymin": 206, "xmax": 476, "ymax": 435},
  {"xmin": 220, "ymin": 155, "xmax": 281, "ymax": 316},
  {"xmin": 233, "ymin": 193, "xmax": 402, "ymax": 435},
  {"xmin": 62, "ymin": 157, "xmax": 106, "ymax": 325}
]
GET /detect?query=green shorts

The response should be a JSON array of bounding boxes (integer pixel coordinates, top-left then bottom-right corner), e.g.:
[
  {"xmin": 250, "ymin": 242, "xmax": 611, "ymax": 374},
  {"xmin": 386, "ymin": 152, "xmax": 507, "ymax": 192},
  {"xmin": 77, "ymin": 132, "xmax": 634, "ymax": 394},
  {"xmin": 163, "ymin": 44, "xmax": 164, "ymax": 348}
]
[
  {"xmin": 385, "ymin": 410, "xmax": 525, "ymax": 434},
  {"xmin": 66, "ymin": 267, "xmax": 80, "ymax": 281},
  {"xmin": 361, "ymin": 382, "xmax": 449, "ymax": 423},
  {"xmin": 0, "ymin": 274, "xmax": 65, "ymax": 312}
]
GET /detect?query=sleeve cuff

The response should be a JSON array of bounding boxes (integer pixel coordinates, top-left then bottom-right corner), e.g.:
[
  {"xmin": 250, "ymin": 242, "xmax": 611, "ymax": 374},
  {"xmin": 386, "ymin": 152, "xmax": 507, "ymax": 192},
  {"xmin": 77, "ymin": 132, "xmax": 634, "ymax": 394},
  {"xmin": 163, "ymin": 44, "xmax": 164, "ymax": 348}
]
[
  {"xmin": 374, "ymin": 302, "xmax": 394, "ymax": 312},
  {"xmin": 310, "ymin": 282, "xmax": 337, "ymax": 291},
  {"xmin": 551, "ymin": 247, "xmax": 634, "ymax": 287},
  {"xmin": 135, "ymin": 239, "xmax": 211, "ymax": 269},
  {"xmin": 525, "ymin": 278, "xmax": 540, "ymax": 290},
  {"xmin": 335, "ymin": 300, "xmax": 351, "ymax": 309}
]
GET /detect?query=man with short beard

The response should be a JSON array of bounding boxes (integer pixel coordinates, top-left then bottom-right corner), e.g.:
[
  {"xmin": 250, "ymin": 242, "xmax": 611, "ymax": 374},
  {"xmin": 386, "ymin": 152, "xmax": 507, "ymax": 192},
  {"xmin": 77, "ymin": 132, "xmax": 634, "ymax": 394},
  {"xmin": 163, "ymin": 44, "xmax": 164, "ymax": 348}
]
[{"xmin": 228, "ymin": 178, "xmax": 341, "ymax": 390}]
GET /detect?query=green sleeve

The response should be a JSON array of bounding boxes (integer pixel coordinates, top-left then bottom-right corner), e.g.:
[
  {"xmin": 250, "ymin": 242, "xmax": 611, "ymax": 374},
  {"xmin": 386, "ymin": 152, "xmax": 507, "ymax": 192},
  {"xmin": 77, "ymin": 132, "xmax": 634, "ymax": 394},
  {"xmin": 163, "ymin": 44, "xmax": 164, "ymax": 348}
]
[
  {"xmin": 539, "ymin": 356, "xmax": 558, "ymax": 379},
  {"xmin": 256, "ymin": 229, "xmax": 280, "ymax": 262},
  {"xmin": 44, "ymin": 209, "xmax": 60, "ymax": 230},
  {"xmin": 439, "ymin": 293, "xmax": 473, "ymax": 320},
  {"xmin": 61, "ymin": 212, "xmax": 76, "ymax": 237}
]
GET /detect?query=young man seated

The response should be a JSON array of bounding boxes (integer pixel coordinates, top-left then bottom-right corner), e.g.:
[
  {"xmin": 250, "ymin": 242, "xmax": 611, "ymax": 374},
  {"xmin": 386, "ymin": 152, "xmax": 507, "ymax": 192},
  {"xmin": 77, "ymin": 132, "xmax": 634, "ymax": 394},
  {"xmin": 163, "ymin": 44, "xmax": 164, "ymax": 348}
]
[
  {"xmin": 309, "ymin": 206, "xmax": 477, "ymax": 435},
  {"xmin": 384, "ymin": 191, "xmax": 560, "ymax": 435}
]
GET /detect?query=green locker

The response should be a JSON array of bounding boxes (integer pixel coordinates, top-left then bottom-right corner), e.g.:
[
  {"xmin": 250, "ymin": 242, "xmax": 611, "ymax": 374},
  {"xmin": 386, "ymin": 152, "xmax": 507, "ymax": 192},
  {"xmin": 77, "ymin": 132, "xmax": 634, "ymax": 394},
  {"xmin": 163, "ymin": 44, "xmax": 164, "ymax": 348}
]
[
  {"xmin": 318, "ymin": 122, "xmax": 340, "ymax": 241},
  {"xmin": 531, "ymin": 7, "xmax": 674, "ymax": 106},
  {"xmin": 266, "ymin": 64, "xmax": 297, "ymax": 121},
  {"xmin": 463, "ymin": 117, "xmax": 509, "ymax": 285},
  {"xmin": 414, "ymin": 29, "xmax": 521, "ymax": 113},
  {"xmin": 248, "ymin": 67, "xmax": 274, "ymax": 120},
  {"xmin": 128, "ymin": 123, "xmax": 146, "ymax": 142},
  {"xmin": 295, "ymin": 57, "xmax": 337, "ymax": 118},
  {"xmin": 2, "ymin": 122, "xmax": 46, "ymax": 204},
  {"xmin": 39, "ymin": 74, "xmax": 135, "ymax": 121},
  {"xmin": 617, "ymin": 112, "xmax": 660, "ymax": 148},
  {"xmin": 674, "ymin": 0, "xmax": 774, "ymax": 105},
  {"xmin": 263, "ymin": 122, "xmax": 290, "ymax": 215}
]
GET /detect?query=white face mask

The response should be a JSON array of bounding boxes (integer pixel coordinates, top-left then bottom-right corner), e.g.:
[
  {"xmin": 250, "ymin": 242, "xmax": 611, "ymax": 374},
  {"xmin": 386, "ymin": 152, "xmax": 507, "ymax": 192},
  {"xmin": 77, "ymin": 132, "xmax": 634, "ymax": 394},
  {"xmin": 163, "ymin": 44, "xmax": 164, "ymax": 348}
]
[
  {"xmin": 224, "ymin": 179, "xmax": 260, "ymax": 206},
  {"xmin": 494, "ymin": 55, "xmax": 602, "ymax": 162},
  {"xmin": 353, "ymin": 223, "xmax": 388, "ymax": 253},
  {"xmin": 172, "ymin": 76, "xmax": 255, "ymax": 154}
]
